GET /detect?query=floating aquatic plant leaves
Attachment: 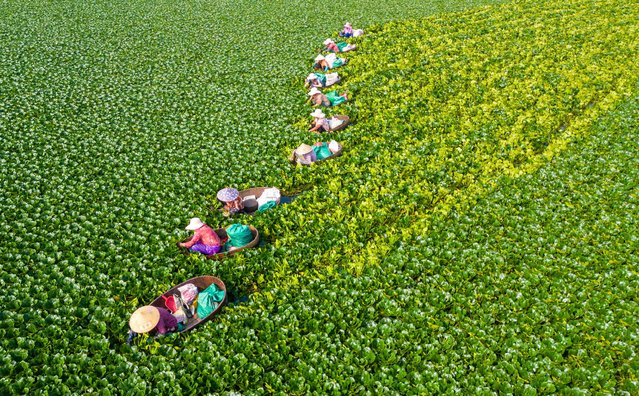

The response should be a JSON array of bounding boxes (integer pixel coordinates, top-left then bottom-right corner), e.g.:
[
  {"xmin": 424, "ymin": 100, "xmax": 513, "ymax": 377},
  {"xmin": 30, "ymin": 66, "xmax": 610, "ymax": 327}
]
[{"xmin": 1, "ymin": 0, "xmax": 638, "ymax": 394}]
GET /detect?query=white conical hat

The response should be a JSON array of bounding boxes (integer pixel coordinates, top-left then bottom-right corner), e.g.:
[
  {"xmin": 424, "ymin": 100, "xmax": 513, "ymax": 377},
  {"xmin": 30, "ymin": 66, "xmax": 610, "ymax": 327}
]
[
  {"xmin": 307, "ymin": 73, "xmax": 318, "ymax": 80},
  {"xmin": 324, "ymin": 38, "xmax": 334, "ymax": 45},
  {"xmin": 315, "ymin": 54, "xmax": 325, "ymax": 62},
  {"xmin": 308, "ymin": 87, "xmax": 321, "ymax": 96},
  {"xmin": 185, "ymin": 217, "xmax": 205, "ymax": 231},
  {"xmin": 310, "ymin": 109, "xmax": 325, "ymax": 118}
]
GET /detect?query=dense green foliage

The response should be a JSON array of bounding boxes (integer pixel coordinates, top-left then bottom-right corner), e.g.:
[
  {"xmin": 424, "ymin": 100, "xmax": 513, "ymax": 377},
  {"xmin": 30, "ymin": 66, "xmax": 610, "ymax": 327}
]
[
  {"xmin": 232, "ymin": 93, "xmax": 638, "ymax": 394},
  {"xmin": 1, "ymin": 0, "xmax": 638, "ymax": 393},
  {"xmin": 326, "ymin": 0, "xmax": 639, "ymax": 274}
]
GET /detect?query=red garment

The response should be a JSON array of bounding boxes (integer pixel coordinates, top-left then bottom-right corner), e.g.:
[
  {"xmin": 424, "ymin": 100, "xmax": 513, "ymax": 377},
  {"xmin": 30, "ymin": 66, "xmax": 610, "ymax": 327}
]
[
  {"xmin": 327, "ymin": 42, "xmax": 340, "ymax": 52},
  {"xmin": 182, "ymin": 224, "xmax": 221, "ymax": 249}
]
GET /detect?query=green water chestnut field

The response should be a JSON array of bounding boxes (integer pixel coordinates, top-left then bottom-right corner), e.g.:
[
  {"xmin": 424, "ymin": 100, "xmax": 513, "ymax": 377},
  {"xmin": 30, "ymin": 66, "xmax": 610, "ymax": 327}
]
[{"xmin": 1, "ymin": 0, "xmax": 638, "ymax": 394}]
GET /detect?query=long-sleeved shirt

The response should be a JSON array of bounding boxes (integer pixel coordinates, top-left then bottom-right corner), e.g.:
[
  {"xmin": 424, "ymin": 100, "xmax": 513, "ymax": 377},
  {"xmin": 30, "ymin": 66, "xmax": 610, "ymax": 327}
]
[
  {"xmin": 311, "ymin": 94, "xmax": 331, "ymax": 107},
  {"xmin": 155, "ymin": 307, "xmax": 178, "ymax": 335},
  {"xmin": 307, "ymin": 73, "xmax": 327, "ymax": 88},
  {"xmin": 182, "ymin": 224, "xmax": 221, "ymax": 249},
  {"xmin": 297, "ymin": 151, "xmax": 317, "ymax": 165},
  {"xmin": 326, "ymin": 42, "xmax": 340, "ymax": 53},
  {"xmin": 225, "ymin": 197, "xmax": 244, "ymax": 214}
]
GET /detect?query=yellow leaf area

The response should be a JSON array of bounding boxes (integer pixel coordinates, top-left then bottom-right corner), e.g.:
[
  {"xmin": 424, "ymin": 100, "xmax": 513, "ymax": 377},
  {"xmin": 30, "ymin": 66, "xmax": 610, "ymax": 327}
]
[{"xmin": 280, "ymin": 0, "xmax": 639, "ymax": 278}]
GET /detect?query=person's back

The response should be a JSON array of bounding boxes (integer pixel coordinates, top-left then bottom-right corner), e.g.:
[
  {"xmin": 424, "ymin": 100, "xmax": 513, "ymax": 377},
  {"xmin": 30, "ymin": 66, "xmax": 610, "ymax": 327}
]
[
  {"xmin": 195, "ymin": 224, "xmax": 221, "ymax": 246},
  {"xmin": 297, "ymin": 150, "xmax": 317, "ymax": 165},
  {"xmin": 294, "ymin": 143, "xmax": 317, "ymax": 164},
  {"xmin": 343, "ymin": 24, "xmax": 353, "ymax": 37},
  {"xmin": 180, "ymin": 218, "xmax": 222, "ymax": 255}
]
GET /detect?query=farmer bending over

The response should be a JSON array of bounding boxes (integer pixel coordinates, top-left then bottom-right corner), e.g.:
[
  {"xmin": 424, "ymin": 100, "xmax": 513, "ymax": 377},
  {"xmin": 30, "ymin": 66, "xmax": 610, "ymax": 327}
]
[{"xmin": 179, "ymin": 217, "xmax": 222, "ymax": 255}]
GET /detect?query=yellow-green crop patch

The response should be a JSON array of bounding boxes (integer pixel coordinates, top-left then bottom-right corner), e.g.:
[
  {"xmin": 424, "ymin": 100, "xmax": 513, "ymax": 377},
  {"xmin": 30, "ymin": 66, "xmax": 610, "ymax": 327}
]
[{"xmin": 285, "ymin": 0, "xmax": 639, "ymax": 274}]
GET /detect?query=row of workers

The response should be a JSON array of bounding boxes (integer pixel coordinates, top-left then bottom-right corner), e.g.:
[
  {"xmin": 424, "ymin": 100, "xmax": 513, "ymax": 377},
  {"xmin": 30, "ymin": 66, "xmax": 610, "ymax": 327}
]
[
  {"xmin": 128, "ymin": 23, "xmax": 364, "ymax": 340},
  {"xmin": 292, "ymin": 24, "xmax": 363, "ymax": 164}
]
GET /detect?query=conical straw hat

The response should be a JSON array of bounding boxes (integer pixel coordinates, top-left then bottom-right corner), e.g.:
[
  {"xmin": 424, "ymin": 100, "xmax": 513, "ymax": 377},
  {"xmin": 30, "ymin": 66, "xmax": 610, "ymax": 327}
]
[
  {"xmin": 295, "ymin": 144, "xmax": 313, "ymax": 156},
  {"xmin": 129, "ymin": 306, "xmax": 160, "ymax": 334}
]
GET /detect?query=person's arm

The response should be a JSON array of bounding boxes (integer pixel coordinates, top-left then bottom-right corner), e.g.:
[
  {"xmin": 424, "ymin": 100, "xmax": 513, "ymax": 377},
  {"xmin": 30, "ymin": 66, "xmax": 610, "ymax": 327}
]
[
  {"xmin": 126, "ymin": 330, "xmax": 137, "ymax": 345},
  {"xmin": 155, "ymin": 317, "xmax": 167, "ymax": 335},
  {"xmin": 181, "ymin": 229, "xmax": 202, "ymax": 249},
  {"xmin": 309, "ymin": 120, "xmax": 321, "ymax": 132},
  {"xmin": 233, "ymin": 197, "xmax": 244, "ymax": 210}
]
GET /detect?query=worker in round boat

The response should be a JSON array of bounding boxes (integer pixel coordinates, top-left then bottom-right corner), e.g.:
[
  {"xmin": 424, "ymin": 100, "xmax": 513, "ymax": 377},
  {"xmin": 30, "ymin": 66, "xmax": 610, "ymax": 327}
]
[
  {"xmin": 339, "ymin": 23, "xmax": 364, "ymax": 38},
  {"xmin": 291, "ymin": 140, "xmax": 341, "ymax": 164},
  {"xmin": 313, "ymin": 53, "xmax": 347, "ymax": 71},
  {"xmin": 292, "ymin": 143, "xmax": 317, "ymax": 165},
  {"xmin": 305, "ymin": 72, "xmax": 340, "ymax": 89},
  {"xmin": 308, "ymin": 109, "xmax": 330, "ymax": 133},
  {"xmin": 308, "ymin": 87, "xmax": 348, "ymax": 107},
  {"xmin": 324, "ymin": 38, "xmax": 356, "ymax": 53},
  {"xmin": 217, "ymin": 187, "xmax": 243, "ymax": 215},
  {"xmin": 129, "ymin": 305, "xmax": 178, "ymax": 337},
  {"xmin": 340, "ymin": 22, "xmax": 354, "ymax": 38},
  {"xmin": 179, "ymin": 217, "xmax": 223, "ymax": 255},
  {"xmin": 308, "ymin": 109, "xmax": 347, "ymax": 133}
]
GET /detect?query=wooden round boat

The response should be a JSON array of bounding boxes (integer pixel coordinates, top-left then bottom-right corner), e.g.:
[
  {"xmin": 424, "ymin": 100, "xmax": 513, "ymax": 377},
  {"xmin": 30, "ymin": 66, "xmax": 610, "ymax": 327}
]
[
  {"xmin": 327, "ymin": 115, "xmax": 350, "ymax": 132},
  {"xmin": 308, "ymin": 115, "xmax": 350, "ymax": 134},
  {"xmin": 289, "ymin": 143, "xmax": 343, "ymax": 165},
  {"xmin": 239, "ymin": 187, "xmax": 281, "ymax": 205},
  {"xmin": 327, "ymin": 45, "xmax": 356, "ymax": 53},
  {"xmin": 178, "ymin": 226, "xmax": 260, "ymax": 259},
  {"xmin": 218, "ymin": 188, "xmax": 280, "ymax": 215},
  {"xmin": 149, "ymin": 275, "xmax": 226, "ymax": 332},
  {"xmin": 322, "ymin": 143, "xmax": 343, "ymax": 161}
]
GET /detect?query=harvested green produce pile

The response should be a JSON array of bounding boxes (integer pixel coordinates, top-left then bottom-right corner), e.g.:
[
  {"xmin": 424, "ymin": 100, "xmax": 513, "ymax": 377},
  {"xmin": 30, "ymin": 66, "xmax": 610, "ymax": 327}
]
[{"xmin": 1, "ymin": 0, "xmax": 638, "ymax": 393}]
